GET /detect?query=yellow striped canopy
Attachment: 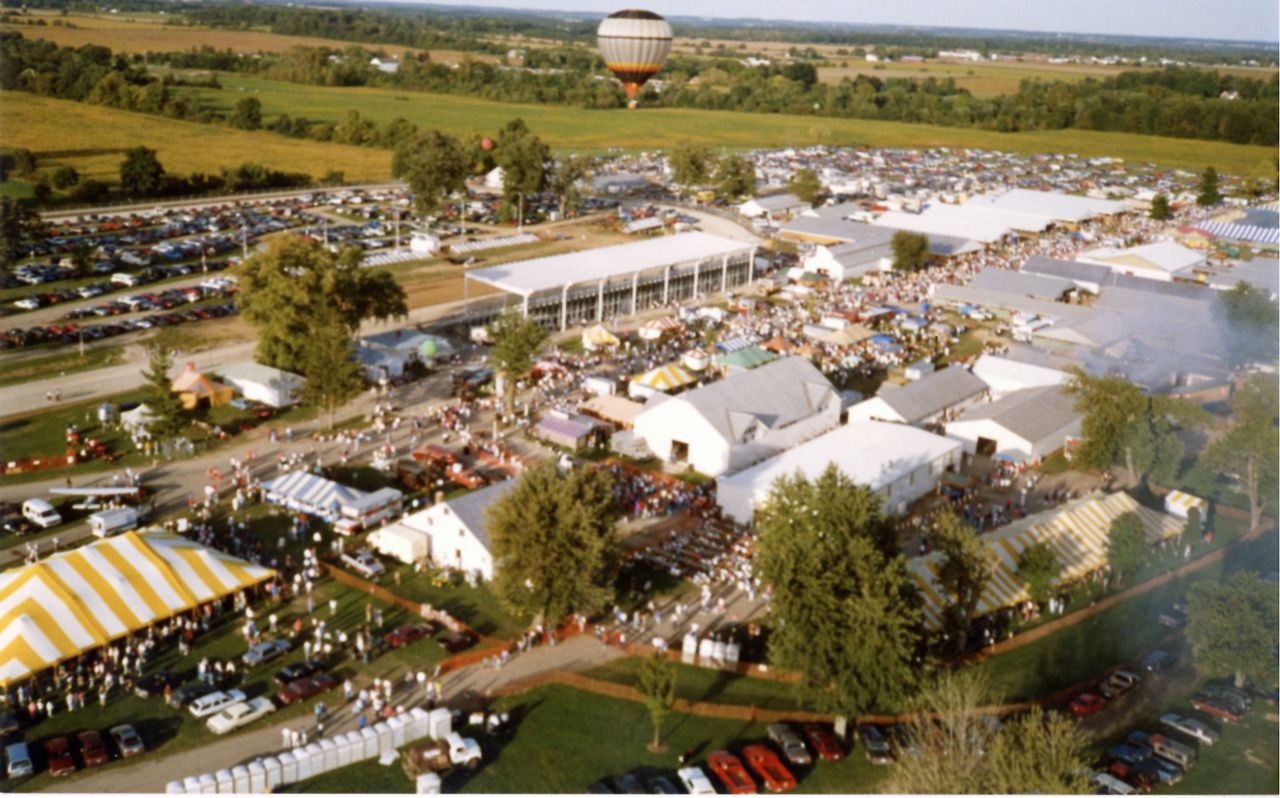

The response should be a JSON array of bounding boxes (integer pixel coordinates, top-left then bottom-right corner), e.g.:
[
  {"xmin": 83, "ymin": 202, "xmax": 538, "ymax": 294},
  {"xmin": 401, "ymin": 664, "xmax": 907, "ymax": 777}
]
[
  {"xmin": 1163, "ymin": 490, "xmax": 1207, "ymax": 519},
  {"xmin": 0, "ymin": 531, "xmax": 274, "ymax": 687},
  {"xmin": 908, "ymin": 492, "xmax": 1183, "ymax": 630},
  {"xmin": 634, "ymin": 362, "xmax": 696, "ymax": 391}
]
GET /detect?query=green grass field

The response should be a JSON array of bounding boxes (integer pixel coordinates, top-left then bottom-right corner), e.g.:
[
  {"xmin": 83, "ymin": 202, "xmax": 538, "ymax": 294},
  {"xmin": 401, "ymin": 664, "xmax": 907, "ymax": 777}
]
[
  {"xmin": 0, "ymin": 346, "xmax": 126, "ymax": 388},
  {"xmin": 585, "ymin": 657, "xmax": 806, "ymax": 712}
]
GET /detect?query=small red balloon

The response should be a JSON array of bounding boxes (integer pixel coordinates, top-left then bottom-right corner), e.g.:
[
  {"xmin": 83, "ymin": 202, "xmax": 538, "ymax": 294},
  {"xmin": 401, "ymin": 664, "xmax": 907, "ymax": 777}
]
[{"xmin": 481, "ymin": 138, "xmax": 494, "ymax": 151}]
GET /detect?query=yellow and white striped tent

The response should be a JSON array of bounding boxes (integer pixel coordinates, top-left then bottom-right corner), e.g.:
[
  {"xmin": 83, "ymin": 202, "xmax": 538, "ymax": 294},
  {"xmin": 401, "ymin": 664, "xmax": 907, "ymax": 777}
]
[
  {"xmin": 0, "ymin": 531, "xmax": 274, "ymax": 687},
  {"xmin": 1163, "ymin": 490, "xmax": 1207, "ymax": 520},
  {"xmin": 908, "ymin": 492, "xmax": 1183, "ymax": 630},
  {"xmin": 632, "ymin": 362, "xmax": 696, "ymax": 392}
]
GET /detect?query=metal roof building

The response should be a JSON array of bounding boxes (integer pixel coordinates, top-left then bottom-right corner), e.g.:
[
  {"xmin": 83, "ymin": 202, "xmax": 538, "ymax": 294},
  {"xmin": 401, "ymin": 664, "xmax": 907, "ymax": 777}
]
[
  {"xmin": 464, "ymin": 232, "xmax": 756, "ymax": 330},
  {"xmin": 964, "ymin": 188, "xmax": 1129, "ymax": 222}
]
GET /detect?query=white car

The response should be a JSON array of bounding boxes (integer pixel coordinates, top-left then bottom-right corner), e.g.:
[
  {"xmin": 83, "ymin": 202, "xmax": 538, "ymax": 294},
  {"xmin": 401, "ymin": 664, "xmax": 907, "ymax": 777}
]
[
  {"xmin": 676, "ymin": 766, "xmax": 717, "ymax": 796},
  {"xmin": 1091, "ymin": 771, "xmax": 1136, "ymax": 796},
  {"xmin": 206, "ymin": 697, "xmax": 276, "ymax": 735},
  {"xmin": 1160, "ymin": 713, "xmax": 1219, "ymax": 746},
  {"xmin": 341, "ymin": 549, "xmax": 385, "ymax": 579},
  {"xmin": 188, "ymin": 689, "xmax": 247, "ymax": 719}
]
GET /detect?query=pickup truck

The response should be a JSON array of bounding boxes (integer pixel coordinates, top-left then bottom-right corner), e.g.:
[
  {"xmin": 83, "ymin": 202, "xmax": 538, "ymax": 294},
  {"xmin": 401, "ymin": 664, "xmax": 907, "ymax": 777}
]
[{"xmin": 405, "ymin": 733, "xmax": 483, "ymax": 774}]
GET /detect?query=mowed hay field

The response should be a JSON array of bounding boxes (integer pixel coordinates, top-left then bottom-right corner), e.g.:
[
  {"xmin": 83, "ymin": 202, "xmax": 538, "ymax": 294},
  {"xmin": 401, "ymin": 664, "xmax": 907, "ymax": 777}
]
[
  {"xmin": 0, "ymin": 12, "xmax": 496, "ymax": 63},
  {"xmin": 0, "ymin": 91, "xmax": 393, "ymax": 183},
  {"xmin": 194, "ymin": 74, "xmax": 1277, "ymax": 175}
]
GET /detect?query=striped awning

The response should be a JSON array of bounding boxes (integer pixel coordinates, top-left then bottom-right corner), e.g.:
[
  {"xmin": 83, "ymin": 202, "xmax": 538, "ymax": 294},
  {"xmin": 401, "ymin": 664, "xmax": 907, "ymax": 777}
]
[
  {"xmin": 261, "ymin": 471, "xmax": 366, "ymax": 521},
  {"xmin": 908, "ymin": 492, "xmax": 1183, "ymax": 630},
  {"xmin": 1164, "ymin": 490, "xmax": 1207, "ymax": 519},
  {"xmin": 633, "ymin": 362, "xmax": 696, "ymax": 391},
  {"xmin": 0, "ymin": 532, "xmax": 273, "ymax": 687},
  {"xmin": 1193, "ymin": 221, "xmax": 1279, "ymax": 246}
]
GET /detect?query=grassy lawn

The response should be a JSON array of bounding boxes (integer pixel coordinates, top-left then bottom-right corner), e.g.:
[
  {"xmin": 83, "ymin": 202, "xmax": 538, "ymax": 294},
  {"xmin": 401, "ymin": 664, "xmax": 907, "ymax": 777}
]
[
  {"xmin": 585, "ymin": 657, "xmax": 805, "ymax": 713},
  {"xmin": 979, "ymin": 530, "xmax": 1278, "ymax": 703},
  {"xmin": 387, "ymin": 564, "xmax": 526, "ymax": 640},
  {"xmin": 1161, "ymin": 703, "xmax": 1279, "ymax": 794},
  {"xmin": 0, "ymin": 388, "xmax": 150, "ymax": 460},
  {"xmin": 0, "ymin": 346, "xmax": 126, "ymax": 388}
]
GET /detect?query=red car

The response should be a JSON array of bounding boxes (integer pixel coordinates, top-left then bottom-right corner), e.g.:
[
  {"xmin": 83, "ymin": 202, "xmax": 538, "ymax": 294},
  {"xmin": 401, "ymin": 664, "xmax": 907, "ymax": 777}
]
[
  {"xmin": 384, "ymin": 623, "xmax": 437, "ymax": 648},
  {"xmin": 1190, "ymin": 695, "xmax": 1242, "ymax": 723},
  {"xmin": 742, "ymin": 744, "xmax": 796, "ymax": 792},
  {"xmin": 1108, "ymin": 761, "xmax": 1153, "ymax": 793},
  {"xmin": 78, "ymin": 730, "xmax": 110, "ymax": 768},
  {"xmin": 275, "ymin": 673, "xmax": 339, "ymax": 706},
  {"xmin": 707, "ymin": 751, "xmax": 756, "ymax": 795},
  {"xmin": 802, "ymin": 724, "xmax": 845, "ymax": 761},
  {"xmin": 1069, "ymin": 692, "xmax": 1107, "ymax": 717},
  {"xmin": 45, "ymin": 736, "xmax": 77, "ymax": 776}
]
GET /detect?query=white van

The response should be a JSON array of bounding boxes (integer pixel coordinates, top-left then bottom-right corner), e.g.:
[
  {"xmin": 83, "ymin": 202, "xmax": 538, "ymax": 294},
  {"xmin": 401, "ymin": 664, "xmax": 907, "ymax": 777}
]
[
  {"xmin": 22, "ymin": 499, "xmax": 62, "ymax": 529},
  {"xmin": 89, "ymin": 507, "xmax": 138, "ymax": 538}
]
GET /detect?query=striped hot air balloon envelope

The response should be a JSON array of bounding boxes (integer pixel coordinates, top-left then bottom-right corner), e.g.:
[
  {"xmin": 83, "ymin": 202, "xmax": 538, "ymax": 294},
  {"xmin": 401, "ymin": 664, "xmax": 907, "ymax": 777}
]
[{"xmin": 597, "ymin": 9, "xmax": 673, "ymax": 106}]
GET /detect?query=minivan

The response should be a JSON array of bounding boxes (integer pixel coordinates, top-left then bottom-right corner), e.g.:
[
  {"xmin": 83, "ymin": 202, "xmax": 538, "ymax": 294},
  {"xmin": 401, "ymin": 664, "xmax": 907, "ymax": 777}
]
[
  {"xmin": 21, "ymin": 499, "xmax": 61, "ymax": 529},
  {"xmin": 4, "ymin": 741, "xmax": 33, "ymax": 778},
  {"xmin": 1149, "ymin": 733, "xmax": 1197, "ymax": 769}
]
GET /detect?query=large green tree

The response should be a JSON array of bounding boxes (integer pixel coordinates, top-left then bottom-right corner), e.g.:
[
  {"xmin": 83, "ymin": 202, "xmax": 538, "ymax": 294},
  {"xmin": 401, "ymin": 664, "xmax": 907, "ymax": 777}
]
[
  {"xmin": 1186, "ymin": 572, "xmax": 1279, "ymax": 688},
  {"xmin": 1215, "ymin": 282, "xmax": 1280, "ymax": 366},
  {"xmin": 236, "ymin": 235, "xmax": 407, "ymax": 373},
  {"xmin": 1018, "ymin": 542, "xmax": 1060, "ymax": 606},
  {"xmin": 1105, "ymin": 512, "xmax": 1148, "ymax": 587},
  {"xmin": 1149, "ymin": 192, "xmax": 1172, "ymax": 220},
  {"xmin": 891, "ymin": 230, "xmax": 930, "ymax": 271},
  {"xmin": 299, "ymin": 309, "xmax": 366, "ymax": 430},
  {"xmin": 548, "ymin": 155, "xmax": 590, "ymax": 220},
  {"xmin": 141, "ymin": 345, "xmax": 187, "ymax": 441},
  {"xmin": 713, "ymin": 154, "xmax": 756, "ymax": 200},
  {"xmin": 486, "ymin": 462, "xmax": 619, "ymax": 626},
  {"xmin": 119, "ymin": 146, "xmax": 165, "ymax": 199},
  {"xmin": 231, "ymin": 96, "xmax": 263, "ymax": 130},
  {"xmin": 637, "ymin": 653, "xmax": 677, "ymax": 752},
  {"xmin": 0, "ymin": 197, "xmax": 42, "ymax": 270},
  {"xmin": 786, "ymin": 168, "xmax": 822, "ymax": 204},
  {"xmin": 1196, "ymin": 166, "xmax": 1222, "ymax": 207},
  {"xmin": 754, "ymin": 465, "xmax": 921, "ymax": 718},
  {"xmin": 486, "ymin": 308, "xmax": 549, "ymax": 415},
  {"xmin": 932, "ymin": 513, "xmax": 992, "ymax": 654},
  {"xmin": 1200, "ymin": 373, "xmax": 1279, "ymax": 531},
  {"xmin": 392, "ymin": 129, "xmax": 469, "ymax": 216},
  {"xmin": 494, "ymin": 118, "xmax": 550, "ymax": 220},
  {"xmin": 668, "ymin": 141, "xmax": 713, "ymax": 192}
]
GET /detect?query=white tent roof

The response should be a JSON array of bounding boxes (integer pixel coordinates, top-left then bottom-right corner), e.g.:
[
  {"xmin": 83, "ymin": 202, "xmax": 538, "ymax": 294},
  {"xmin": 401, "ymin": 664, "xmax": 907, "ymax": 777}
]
[
  {"xmin": 964, "ymin": 188, "xmax": 1129, "ymax": 222},
  {"xmin": 465, "ymin": 232, "xmax": 754, "ymax": 296},
  {"xmin": 262, "ymin": 471, "xmax": 364, "ymax": 514},
  {"xmin": 873, "ymin": 205, "xmax": 1014, "ymax": 244}
]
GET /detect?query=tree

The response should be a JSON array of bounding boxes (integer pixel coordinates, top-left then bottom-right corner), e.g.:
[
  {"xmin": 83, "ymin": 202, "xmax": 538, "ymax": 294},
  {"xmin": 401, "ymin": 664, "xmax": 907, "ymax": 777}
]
[
  {"xmin": 1105, "ymin": 512, "xmax": 1147, "ymax": 587},
  {"xmin": 231, "ymin": 96, "xmax": 263, "ymax": 130},
  {"xmin": 1196, "ymin": 166, "xmax": 1222, "ymax": 207},
  {"xmin": 712, "ymin": 154, "xmax": 756, "ymax": 200},
  {"xmin": 494, "ymin": 119, "xmax": 550, "ymax": 220},
  {"xmin": 299, "ymin": 309, "xmax": 366, "ymax": 430},
  {"xmin": 1149, "ymin": 192, "xmax": 1171, "ymax": 220},
  {"xmin": 1181, "ymin": 506, "xmax": 1201, "ymax": 546},
  {"xmin": 1200, "ymin": 375, "xmax": 1280, "ymax": 532},
  {"xmin": 0, "ymin": 197, "xmax": 40, "ymax": 270},
  {"xmin": 932, "ymin": 513, "xmax": 992, "ymax": 654},
  {"xmin": 668, "ymin": 141, "xmax": 712, "ymax": 192},
  {"xmin": 51, "ymin": 165, "xmax": 79, "ymax": 190},
  {"xmin": 889, "ymin": 669, "xmax": 1090, "ymax": 794},
  {"xmin": 119, "ymin": 146, "xmax": 165, "ymax": 199},
  {"xmin": 786, "ymin": 168, "xmax": 822, "ymax": 204},
  {"xmin": 891, "ymin": 230, "xmax": 929, "ymax": 271},
  {"xmin": 754, "ymin": 465, "xmax": 922, "ymax": 719},
  {"xmin": 548, "ymin": 155, "xmax": 589, "ymax": 220},
  {"xmin": 140, "ymin": 345, "xmax": 187, "ymax": 441},
  {"xmin": 68, "ymin": 242, "xmax": 94, "ymax": 277},
  {"xmin": 392, "ymin": 130, "xmax": 469, "ymax": 215},
  {"xmin": 486, "ymin": 308, "xmax": 548, "ymax": 415},
  {"xmin": 637, "ymin": 654, "xmax": 677, "ymax": 752},
  {"xmin": 487, "ymin": 462, "xmax": 619, "ymax": 625},
  {"xmin": 237, "ymin": 235, "xmax": 407, "ymax": 373},
  {"xmin": 1018, "ymin": 542, "xmax": 1060, "ymax": 606},
  {"xmin": 1186, "ymin": 572, "xmax": 1279, "ymax": 689}
]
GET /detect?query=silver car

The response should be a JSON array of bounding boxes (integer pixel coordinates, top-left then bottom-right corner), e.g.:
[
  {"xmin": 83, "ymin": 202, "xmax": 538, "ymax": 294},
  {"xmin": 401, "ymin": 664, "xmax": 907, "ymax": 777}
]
[
  {"xmin": 1160, "ymin": 713, "xmax": 1219, "ymax": 746},
  {"xmin": 767, "ymin": 723, "xmax": 812, "ymax": 766}
]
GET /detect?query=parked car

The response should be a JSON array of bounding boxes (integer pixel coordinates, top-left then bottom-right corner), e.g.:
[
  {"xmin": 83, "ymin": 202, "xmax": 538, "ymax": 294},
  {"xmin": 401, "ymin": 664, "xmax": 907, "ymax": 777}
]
[
  {"xmin": 609, "ymin": 771, "xmax": 644, "ymax": 794},
  {"xmin": 207, "ymin": 697, "xmax": 276, "ymax": 735},
  {"xmin": 1107, "ymin": 761, "xmax": 1153, "ymax": 793},
  {"xmin": 802, "ymin": 724, "xmax": 844, "ymax": 761},
  {"xmin": 0, "ymin": 711, "xmax": 18, "ymax": 735},
  {"xmin": 888, "ymin": 724, "xmax": 923, "ymax": 758},
  {"xmin": 676, "ymin": 766, "xmax": 718, "ymax": 795},
  {"xmin": 1091, "ymin": 771, "xmax": 1137, "ymax": 795},
  {"xmin": 1069, "ymin": 692, "xmax": 1107, "ymax": 717},
  {"xmin": 1189, "ymin": 695, "xmax": 1242, "ymax": 723},
  {"xmin": 273, "ymin": 659, "xmax": 327, "ymax": 687},
  {"xmin": 1100, "ymin": 670, "xmax": 1142, "ymax": 700},
  {"xmin": 1199, "ymin": 683, "xmax": 1251, "ymax": 714},
  {"xmin": 1131, "ymin": 756, "xmax": 1183, "ymax": 786},
  {"xmin": 384, "ymin": 623, "xmax": 438, "ymax": 648},
  {"xmin": 4, "ymin": 741, "xmax": 33, "ymax": 778},
  {"xmin": 1148, "ymin": 734, "xmax": 1197, "ymax": 770},
  {"xmin": 858, "ymin": 725, "xmax": 893, "ymax": 765},
  {"xmin": 44, "ymin": 737, "xmax": 76, "ymax": 776},
  {"xmin": 1157, "ymin": 608, "xmax": 1187, "ymax": 629},
  {"xmin": 341, "ymin": 548, "xmax": 385, "ymax": 579},
  {"xmin": 1160, "ymin": 713, "xmax": 1219, "ymax": 746},
  {"xmin": 108, "ymin": 724, "xmax": 145, "ymax": 758},
  {"xmin": 276, "ymin": 674, "xmax": 339, "ymax": 706},
  {"xmin": 188, "ymin": 689, "xmax": 247, "ymax": 719},
  {"xmin": 1140, "ymin": 649, "xmax": 1175, "ymax": 674},
  {"xmin": 77, "ymin": 731, "xmax": 110, "ymax": 768},
  {"xmin": 644, "ymin": 774, "xmax": 681, "ymax": 794},
  {"xmin": 742, "ymin": 744, "xmax": 797, "ymax": 792},
  {"xmin": 766, "ymin": 723, "xmax": 812, "ymax": 766},
  {"xmin": 439, "ymin": 630, "xmax": 476, "ymax": 654},
  {"xmin": 243, "ymin": 639, "xmax": 291, "ymax": 667},
  {"xmin": 707, "ymin": 750, "xmax": 756, "ymax": 794},
  {"xmin": 169, "ymin": 683, "xmax": 217, "ymax": 709},
  {"xmin": 1109, "ymin": 744, "xmax": 1151, "ymax": 766},
  {"xmin": 134, "ymin": 669, "xmax": 185, "ymax": 699}
]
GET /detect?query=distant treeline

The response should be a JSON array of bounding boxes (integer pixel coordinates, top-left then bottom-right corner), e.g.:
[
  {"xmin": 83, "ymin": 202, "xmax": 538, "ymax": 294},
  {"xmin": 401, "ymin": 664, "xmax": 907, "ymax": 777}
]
[{"xmin": 3, "ymin": 29, "xmax": 1277, "ymax": 148}]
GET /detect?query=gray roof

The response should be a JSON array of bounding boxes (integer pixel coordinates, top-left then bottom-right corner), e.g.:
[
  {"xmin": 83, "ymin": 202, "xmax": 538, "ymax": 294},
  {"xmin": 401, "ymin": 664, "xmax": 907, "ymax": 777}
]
[
  {"xmin": 750, "ymin": 192, "xmax": 806, "ymax": 211},
  {"xmin": 809, "ymin": 201, "xmax": 862, "ymax": 219},
  {"xmin": 443, "ymin": 480, "xmax": 517, "ymax": 549},
  {"xmin": 1022, "ymin": 255, "xmax": 1112, "ymax": 285},
  {"xmin": 1205, "ymin": 258, "xmax": 1279, "ymax": 297},
  {"xmin": 970, "ymin": 268, "xmax": 1076, "ymax": 300},
  {"xmin": 824, "ymin": 223, "xmax": 896, "ymax": 253},
  {"xmin": 876, "ymin": 366, "xmax": 988, "ymax": 424},
  {"xmin": 781, "ymin": 216, "xmax": 865, "ymax": 241},
  {"xmin": 953, "ymin": 385, "xmax": 1080, "ymax": 444},
  {"xmin": 1000, "ymin": 343, "xmax": 1086, "ymax": 373},
  {"xmin": 217, "ymin": 361, "xmax": 304, "ymax": 390},
  {"xmin": 646, "ymin": 356, "xmax": 835, "ymax": 442},
  {"xmin": 932, "ymin": 283, "xmax": 1095, "ymax": 322},
  {"xmin": 1104, "ymin": 273, "xmax": 1216, "ymax": 301}
]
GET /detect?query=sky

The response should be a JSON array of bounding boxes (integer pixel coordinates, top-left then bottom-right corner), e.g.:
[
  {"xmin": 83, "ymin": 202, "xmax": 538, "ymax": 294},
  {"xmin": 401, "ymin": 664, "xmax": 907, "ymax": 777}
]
[{"xmin": 389, "ymin": 0, "xmax": 1280, "ymax": 43}]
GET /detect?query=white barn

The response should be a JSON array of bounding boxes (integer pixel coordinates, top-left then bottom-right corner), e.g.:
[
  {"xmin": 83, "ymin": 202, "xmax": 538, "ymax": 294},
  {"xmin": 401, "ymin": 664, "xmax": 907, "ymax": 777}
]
[
  {"xmin": 970, "ymin": 354, "xmax": 1070, "ymax": 400},
  {"xmin": 389, "ymin": 481, "xmax": 517, "ymax": 581},
  {"xmin": 632, "ymin": 356, "xmax": 840, "ymax": 477},
  {"xmin": 717, "ymin": 420, "xmax": 963, "ymax": 524},
  {"xmin": 945, "ymin": 386, "xmax": 1082, "ymax": 462}
]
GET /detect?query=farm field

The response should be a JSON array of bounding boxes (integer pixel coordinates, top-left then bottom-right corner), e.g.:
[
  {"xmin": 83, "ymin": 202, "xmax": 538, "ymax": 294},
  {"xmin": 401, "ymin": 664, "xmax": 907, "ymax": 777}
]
[{"xmin": 0, "ymin": 12, "xmax": 497, "ymax": 63}]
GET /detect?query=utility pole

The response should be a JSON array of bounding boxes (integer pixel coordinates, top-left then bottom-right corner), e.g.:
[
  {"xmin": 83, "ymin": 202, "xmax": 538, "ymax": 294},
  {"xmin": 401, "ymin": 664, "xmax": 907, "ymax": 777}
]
[{"xmin": 517, "ymin": 192, "xmax": 524, "ymax": 235}]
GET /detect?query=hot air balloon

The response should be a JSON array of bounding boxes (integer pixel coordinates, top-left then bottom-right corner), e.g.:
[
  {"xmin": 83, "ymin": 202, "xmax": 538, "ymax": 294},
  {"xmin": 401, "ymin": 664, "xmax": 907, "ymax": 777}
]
[{"xmin": 597, "ymin": 9, "xmax": 673, "ymax": 108}]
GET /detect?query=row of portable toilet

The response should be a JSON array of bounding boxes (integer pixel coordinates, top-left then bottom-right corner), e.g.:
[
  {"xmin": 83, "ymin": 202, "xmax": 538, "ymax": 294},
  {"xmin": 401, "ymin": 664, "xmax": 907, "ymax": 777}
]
[
  {"xmin": 166, "ymin": 707, "xmax": 452, "ymax": 793},
  {"xmin": 681, "ymin": 633, "xmax": 741, "ymax": 664}
]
